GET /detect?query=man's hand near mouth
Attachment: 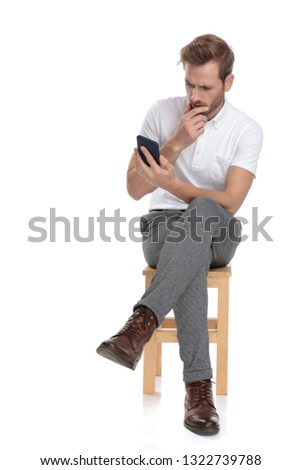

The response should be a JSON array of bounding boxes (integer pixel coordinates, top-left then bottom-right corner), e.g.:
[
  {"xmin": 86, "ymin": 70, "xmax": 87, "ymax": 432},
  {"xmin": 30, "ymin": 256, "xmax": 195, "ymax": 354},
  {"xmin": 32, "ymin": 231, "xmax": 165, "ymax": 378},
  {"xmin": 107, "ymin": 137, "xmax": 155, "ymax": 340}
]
[{"xmin": 167, "ymin": 104, "xmax": 209, "ymax": 154}]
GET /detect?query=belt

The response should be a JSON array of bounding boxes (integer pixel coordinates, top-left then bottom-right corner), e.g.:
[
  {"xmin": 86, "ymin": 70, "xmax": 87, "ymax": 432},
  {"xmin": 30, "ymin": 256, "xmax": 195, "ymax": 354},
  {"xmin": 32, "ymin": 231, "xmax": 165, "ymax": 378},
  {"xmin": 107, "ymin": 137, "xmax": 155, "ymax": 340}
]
[{"xmin": 150, "ymin": 209, "xmax": 185, "ymax": 212}]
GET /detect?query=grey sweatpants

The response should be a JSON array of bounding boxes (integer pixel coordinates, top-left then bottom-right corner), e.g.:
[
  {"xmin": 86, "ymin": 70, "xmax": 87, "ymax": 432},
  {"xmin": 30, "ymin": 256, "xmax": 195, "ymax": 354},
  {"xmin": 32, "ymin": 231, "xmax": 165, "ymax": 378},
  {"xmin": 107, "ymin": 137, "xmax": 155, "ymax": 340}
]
[{"xmin": 135, "ymin": 196, "xmax": 242, "ymax": 383}]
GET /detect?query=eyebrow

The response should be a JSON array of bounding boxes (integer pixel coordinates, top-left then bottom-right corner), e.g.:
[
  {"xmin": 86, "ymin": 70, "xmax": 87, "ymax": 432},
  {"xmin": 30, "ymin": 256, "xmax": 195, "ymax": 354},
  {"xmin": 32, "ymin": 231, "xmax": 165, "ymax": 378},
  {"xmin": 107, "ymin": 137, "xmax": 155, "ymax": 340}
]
[{"xmin": 185, "ymin": 79, "xmax": 212, "ymax": 88}]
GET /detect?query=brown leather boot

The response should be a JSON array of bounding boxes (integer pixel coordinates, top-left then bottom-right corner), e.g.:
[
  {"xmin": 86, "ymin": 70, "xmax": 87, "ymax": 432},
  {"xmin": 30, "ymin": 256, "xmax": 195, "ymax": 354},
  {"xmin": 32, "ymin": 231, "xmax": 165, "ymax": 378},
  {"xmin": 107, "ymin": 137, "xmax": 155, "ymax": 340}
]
[
  {"xmin": 184, "ymin": 380, "xmax": 220, "ymax": 435},
  {"xmin": 96, "ymin": 306, "xmax": 158, "ymax": 370}
]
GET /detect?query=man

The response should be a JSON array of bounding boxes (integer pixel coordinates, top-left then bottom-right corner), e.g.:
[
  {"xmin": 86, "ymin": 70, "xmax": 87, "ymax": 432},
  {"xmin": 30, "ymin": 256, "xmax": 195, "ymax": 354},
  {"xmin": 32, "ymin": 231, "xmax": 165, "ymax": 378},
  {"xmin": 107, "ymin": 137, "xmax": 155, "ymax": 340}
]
[{"xmin": 96, "ymin": 34, "xmax": 263, "ymax": 435}]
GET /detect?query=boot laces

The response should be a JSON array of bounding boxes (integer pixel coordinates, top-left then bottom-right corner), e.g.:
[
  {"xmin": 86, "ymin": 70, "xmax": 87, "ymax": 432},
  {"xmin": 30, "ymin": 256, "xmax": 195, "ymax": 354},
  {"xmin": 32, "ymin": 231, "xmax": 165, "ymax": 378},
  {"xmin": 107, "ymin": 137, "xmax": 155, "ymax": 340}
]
[
  {"xmin": 118, "ymin": 307, "xmax": 154, "ymax": 340},
  {"xmin": 188, "ymin": 381, "xmax": 215, "ymax": 409}
]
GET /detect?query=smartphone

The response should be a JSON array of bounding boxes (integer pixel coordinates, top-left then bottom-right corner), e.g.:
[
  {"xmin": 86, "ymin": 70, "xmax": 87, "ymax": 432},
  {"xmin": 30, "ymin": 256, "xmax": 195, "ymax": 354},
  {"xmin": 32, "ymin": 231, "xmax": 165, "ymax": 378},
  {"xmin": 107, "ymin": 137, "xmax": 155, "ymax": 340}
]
[{"xmin": 137, "ymin": 135, "xmax": 160, "ymax": 167}]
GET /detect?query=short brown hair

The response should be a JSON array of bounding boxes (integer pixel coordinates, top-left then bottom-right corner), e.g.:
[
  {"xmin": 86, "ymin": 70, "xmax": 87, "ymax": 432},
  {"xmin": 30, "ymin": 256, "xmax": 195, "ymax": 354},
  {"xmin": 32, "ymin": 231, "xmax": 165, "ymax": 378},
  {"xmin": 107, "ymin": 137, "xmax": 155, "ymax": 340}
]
[{"xmin": 179, "ymin": 34, "xmax": 234, "ymax": 82}]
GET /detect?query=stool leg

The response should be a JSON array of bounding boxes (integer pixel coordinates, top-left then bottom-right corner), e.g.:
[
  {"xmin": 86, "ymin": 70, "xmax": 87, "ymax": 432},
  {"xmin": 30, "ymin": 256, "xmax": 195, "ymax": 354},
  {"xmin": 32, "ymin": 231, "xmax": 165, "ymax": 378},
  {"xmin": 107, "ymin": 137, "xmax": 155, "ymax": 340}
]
[
  {"xmin": 156, "ymin": 343, "xmax": 162, "ymax": 376},
  {"xmin": 143, "ymin": 332, "xmax": 157, "ymax": 394},
  {"xmin": 143, "ymin": 271, "xmax": 157, "ymax": 393},
  {"xmin": 216, "ymin": 278, "xmax": 229, "ymax": 395}
]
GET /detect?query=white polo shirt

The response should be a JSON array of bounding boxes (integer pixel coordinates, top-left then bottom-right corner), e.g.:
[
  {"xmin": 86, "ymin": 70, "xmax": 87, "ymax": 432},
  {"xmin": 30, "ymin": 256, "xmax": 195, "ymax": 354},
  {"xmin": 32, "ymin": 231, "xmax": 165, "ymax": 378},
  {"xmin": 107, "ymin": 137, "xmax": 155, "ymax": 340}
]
[{"xmin": 139, "ymin": 96, "xmax": 263, "ymax": 211}]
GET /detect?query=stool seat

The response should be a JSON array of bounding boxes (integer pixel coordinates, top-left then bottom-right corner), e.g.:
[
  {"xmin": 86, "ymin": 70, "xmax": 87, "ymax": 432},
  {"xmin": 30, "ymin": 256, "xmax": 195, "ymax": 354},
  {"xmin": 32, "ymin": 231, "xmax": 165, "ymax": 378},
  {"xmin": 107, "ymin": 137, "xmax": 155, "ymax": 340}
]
[{"xmin": 142, "ymin": 265, "xmax": 231, "ymax": 395}]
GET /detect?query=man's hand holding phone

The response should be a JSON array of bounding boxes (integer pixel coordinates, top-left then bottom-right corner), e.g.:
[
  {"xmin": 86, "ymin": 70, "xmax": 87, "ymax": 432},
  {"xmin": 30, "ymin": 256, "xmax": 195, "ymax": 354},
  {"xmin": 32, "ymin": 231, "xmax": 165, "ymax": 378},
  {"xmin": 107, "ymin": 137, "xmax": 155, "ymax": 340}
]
[
  {"xmin": 136, "ymin": 135, "xmax": 161, "ymax": 167},
  {"xmin": 134, "ymin": 144, "xmax": 177, "ymax": 192}
]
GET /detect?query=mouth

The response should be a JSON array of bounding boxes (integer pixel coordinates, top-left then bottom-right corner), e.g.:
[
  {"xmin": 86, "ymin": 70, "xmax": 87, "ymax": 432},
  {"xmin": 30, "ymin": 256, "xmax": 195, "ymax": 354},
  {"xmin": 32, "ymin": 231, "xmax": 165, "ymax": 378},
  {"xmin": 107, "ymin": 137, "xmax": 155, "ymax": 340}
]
[
  {"xmin": 190, "ymin": 103, "xmax": 208, "ymax": 115},
  {"xmin": 190, "ymin": 103, "xmax": 208, "ymax": 111}
]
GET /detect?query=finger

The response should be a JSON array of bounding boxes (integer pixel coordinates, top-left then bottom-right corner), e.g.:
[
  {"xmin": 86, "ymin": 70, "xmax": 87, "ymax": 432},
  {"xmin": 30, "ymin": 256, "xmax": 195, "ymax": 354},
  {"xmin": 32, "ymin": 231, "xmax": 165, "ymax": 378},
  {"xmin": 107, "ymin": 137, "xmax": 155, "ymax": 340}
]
[
  {"xmin": 134, "ymin": 147, "xmax": 151, "ymax": 172},
  {"xmin": 195, "ymin": 118, "xmax": 207, "ymax": 128},
  {"xmin": 183, "ymin": 103, "xmax": 192, "ymax": 114},
  {"xmin": 140, "ymin": 146, "xmax": 159, "ymax": 171},
  {"xmin": 134, "ymin": 148, "xmax": 156, "ymax": 182},
  {"xmin": 186, "ymin": 106, "xmax": 209, "ymax": 118},
  {"xmin": 159, "ymin": 155, "xmax": 173, "ymax": 170},
  {"xmin": 134, "ymin": 155, "xmax": 146, "ymax": 177},
  {"xmin": 191, "ymin": 114, "xmax": 207, "ymax": 125}
]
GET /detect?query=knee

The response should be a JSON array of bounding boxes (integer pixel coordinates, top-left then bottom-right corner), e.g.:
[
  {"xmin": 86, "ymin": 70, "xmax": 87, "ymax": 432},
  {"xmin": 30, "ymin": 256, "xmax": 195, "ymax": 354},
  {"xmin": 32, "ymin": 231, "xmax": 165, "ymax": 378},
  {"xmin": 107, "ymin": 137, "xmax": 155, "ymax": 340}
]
[
  {"xmin": 188, "ymin": 196, "xmax": 218, "ymax": 212},
  {"xmin": 142, "ymin": 240, "xmax": 161, "ymax": 268}
]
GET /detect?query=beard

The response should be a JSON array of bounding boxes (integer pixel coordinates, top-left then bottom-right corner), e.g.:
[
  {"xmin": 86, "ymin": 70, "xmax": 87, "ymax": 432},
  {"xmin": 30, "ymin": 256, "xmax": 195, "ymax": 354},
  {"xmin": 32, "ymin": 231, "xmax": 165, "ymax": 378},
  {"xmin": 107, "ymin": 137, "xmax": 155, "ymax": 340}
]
[{"xmin": 190, "ymin": 90, "xmax": 225, "ymax": 120}]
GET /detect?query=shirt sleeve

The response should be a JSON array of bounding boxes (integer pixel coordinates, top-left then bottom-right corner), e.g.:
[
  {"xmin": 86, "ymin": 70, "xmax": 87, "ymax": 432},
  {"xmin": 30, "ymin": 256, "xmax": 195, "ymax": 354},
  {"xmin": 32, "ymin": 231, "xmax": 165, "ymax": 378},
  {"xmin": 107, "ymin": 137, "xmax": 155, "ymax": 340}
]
[
  {"xmin": 230, "ymin": 121, "xmax": 263, "ymax": 176},
  {"xmin": 139, "ymin": 101, "xmax": 162, "ymax": 144}
]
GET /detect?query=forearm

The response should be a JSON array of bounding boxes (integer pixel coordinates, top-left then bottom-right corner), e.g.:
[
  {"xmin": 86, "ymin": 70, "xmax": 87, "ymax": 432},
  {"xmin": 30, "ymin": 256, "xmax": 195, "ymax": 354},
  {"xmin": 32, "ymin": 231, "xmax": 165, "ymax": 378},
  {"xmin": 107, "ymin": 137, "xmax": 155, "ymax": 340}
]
[
  {"xmin": 127, "ymin": 167, "xmax": 156, "ymax": 200},
  {"xmin": 167, "ymin": 178, "xmax": 237, "ymax": 214},
  {"xmin": 160, "ymin": 138, "xmax": 183, "ymax": 164}
]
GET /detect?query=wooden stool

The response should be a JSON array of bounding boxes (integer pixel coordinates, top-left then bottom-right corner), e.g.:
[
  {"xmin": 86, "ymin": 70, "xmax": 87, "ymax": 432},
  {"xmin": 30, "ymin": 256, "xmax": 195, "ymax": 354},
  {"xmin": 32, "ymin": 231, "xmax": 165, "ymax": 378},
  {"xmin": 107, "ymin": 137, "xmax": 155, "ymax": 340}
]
[{"xmin": 143, "ymin": 265, "xmax": 231, "ymax": 395}]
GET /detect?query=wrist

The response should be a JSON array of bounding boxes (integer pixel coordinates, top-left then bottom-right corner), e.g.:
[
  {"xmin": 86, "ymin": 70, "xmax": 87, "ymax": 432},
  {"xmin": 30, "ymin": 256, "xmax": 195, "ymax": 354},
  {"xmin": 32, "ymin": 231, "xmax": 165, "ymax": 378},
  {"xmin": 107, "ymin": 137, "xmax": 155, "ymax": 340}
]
[
  {"xmin": 161, "ymin": 138, "xmax": 183, "ymax": 163},
  {"xmin": 165, "ymin": 175, "xmax": 183, "ymax": 195}
]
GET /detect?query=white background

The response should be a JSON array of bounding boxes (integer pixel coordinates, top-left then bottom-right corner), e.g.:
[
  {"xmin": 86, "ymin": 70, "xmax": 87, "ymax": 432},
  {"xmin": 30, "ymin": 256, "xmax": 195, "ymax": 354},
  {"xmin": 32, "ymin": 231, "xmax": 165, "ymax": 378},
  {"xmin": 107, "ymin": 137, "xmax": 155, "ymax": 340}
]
[{"xmin": 1, "ymin": 1, "xmax": 300, "ymax": 469}]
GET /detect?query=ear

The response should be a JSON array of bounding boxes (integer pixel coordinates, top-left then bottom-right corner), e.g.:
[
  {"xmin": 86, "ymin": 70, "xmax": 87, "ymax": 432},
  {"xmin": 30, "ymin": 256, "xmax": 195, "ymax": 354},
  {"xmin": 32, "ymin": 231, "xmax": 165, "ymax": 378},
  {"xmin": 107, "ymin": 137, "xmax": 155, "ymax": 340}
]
[{"xmin": 224, "ymin": 74, "xmax": 234, "ymax": 92}]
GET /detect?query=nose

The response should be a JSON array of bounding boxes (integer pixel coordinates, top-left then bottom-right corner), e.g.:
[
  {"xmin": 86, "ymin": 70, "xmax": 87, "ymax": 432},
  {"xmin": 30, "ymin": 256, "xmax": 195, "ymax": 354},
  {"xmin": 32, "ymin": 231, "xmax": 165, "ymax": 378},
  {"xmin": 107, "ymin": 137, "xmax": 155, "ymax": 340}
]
[{"xmin": 190, "ymin": 87, "xmax": 203, "ymax": 105}]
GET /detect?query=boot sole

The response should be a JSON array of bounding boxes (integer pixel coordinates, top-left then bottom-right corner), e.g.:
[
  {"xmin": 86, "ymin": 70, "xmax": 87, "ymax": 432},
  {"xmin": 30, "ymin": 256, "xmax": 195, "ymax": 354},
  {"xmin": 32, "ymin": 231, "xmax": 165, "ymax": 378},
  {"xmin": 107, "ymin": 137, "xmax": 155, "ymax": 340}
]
[
  {"xmin": 184, "ymin": 421, "xmax": 220, "ymax": 436},
  {"xmin": 96, "ymin": 344, "xmax": 137, "ymax": 370}
]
